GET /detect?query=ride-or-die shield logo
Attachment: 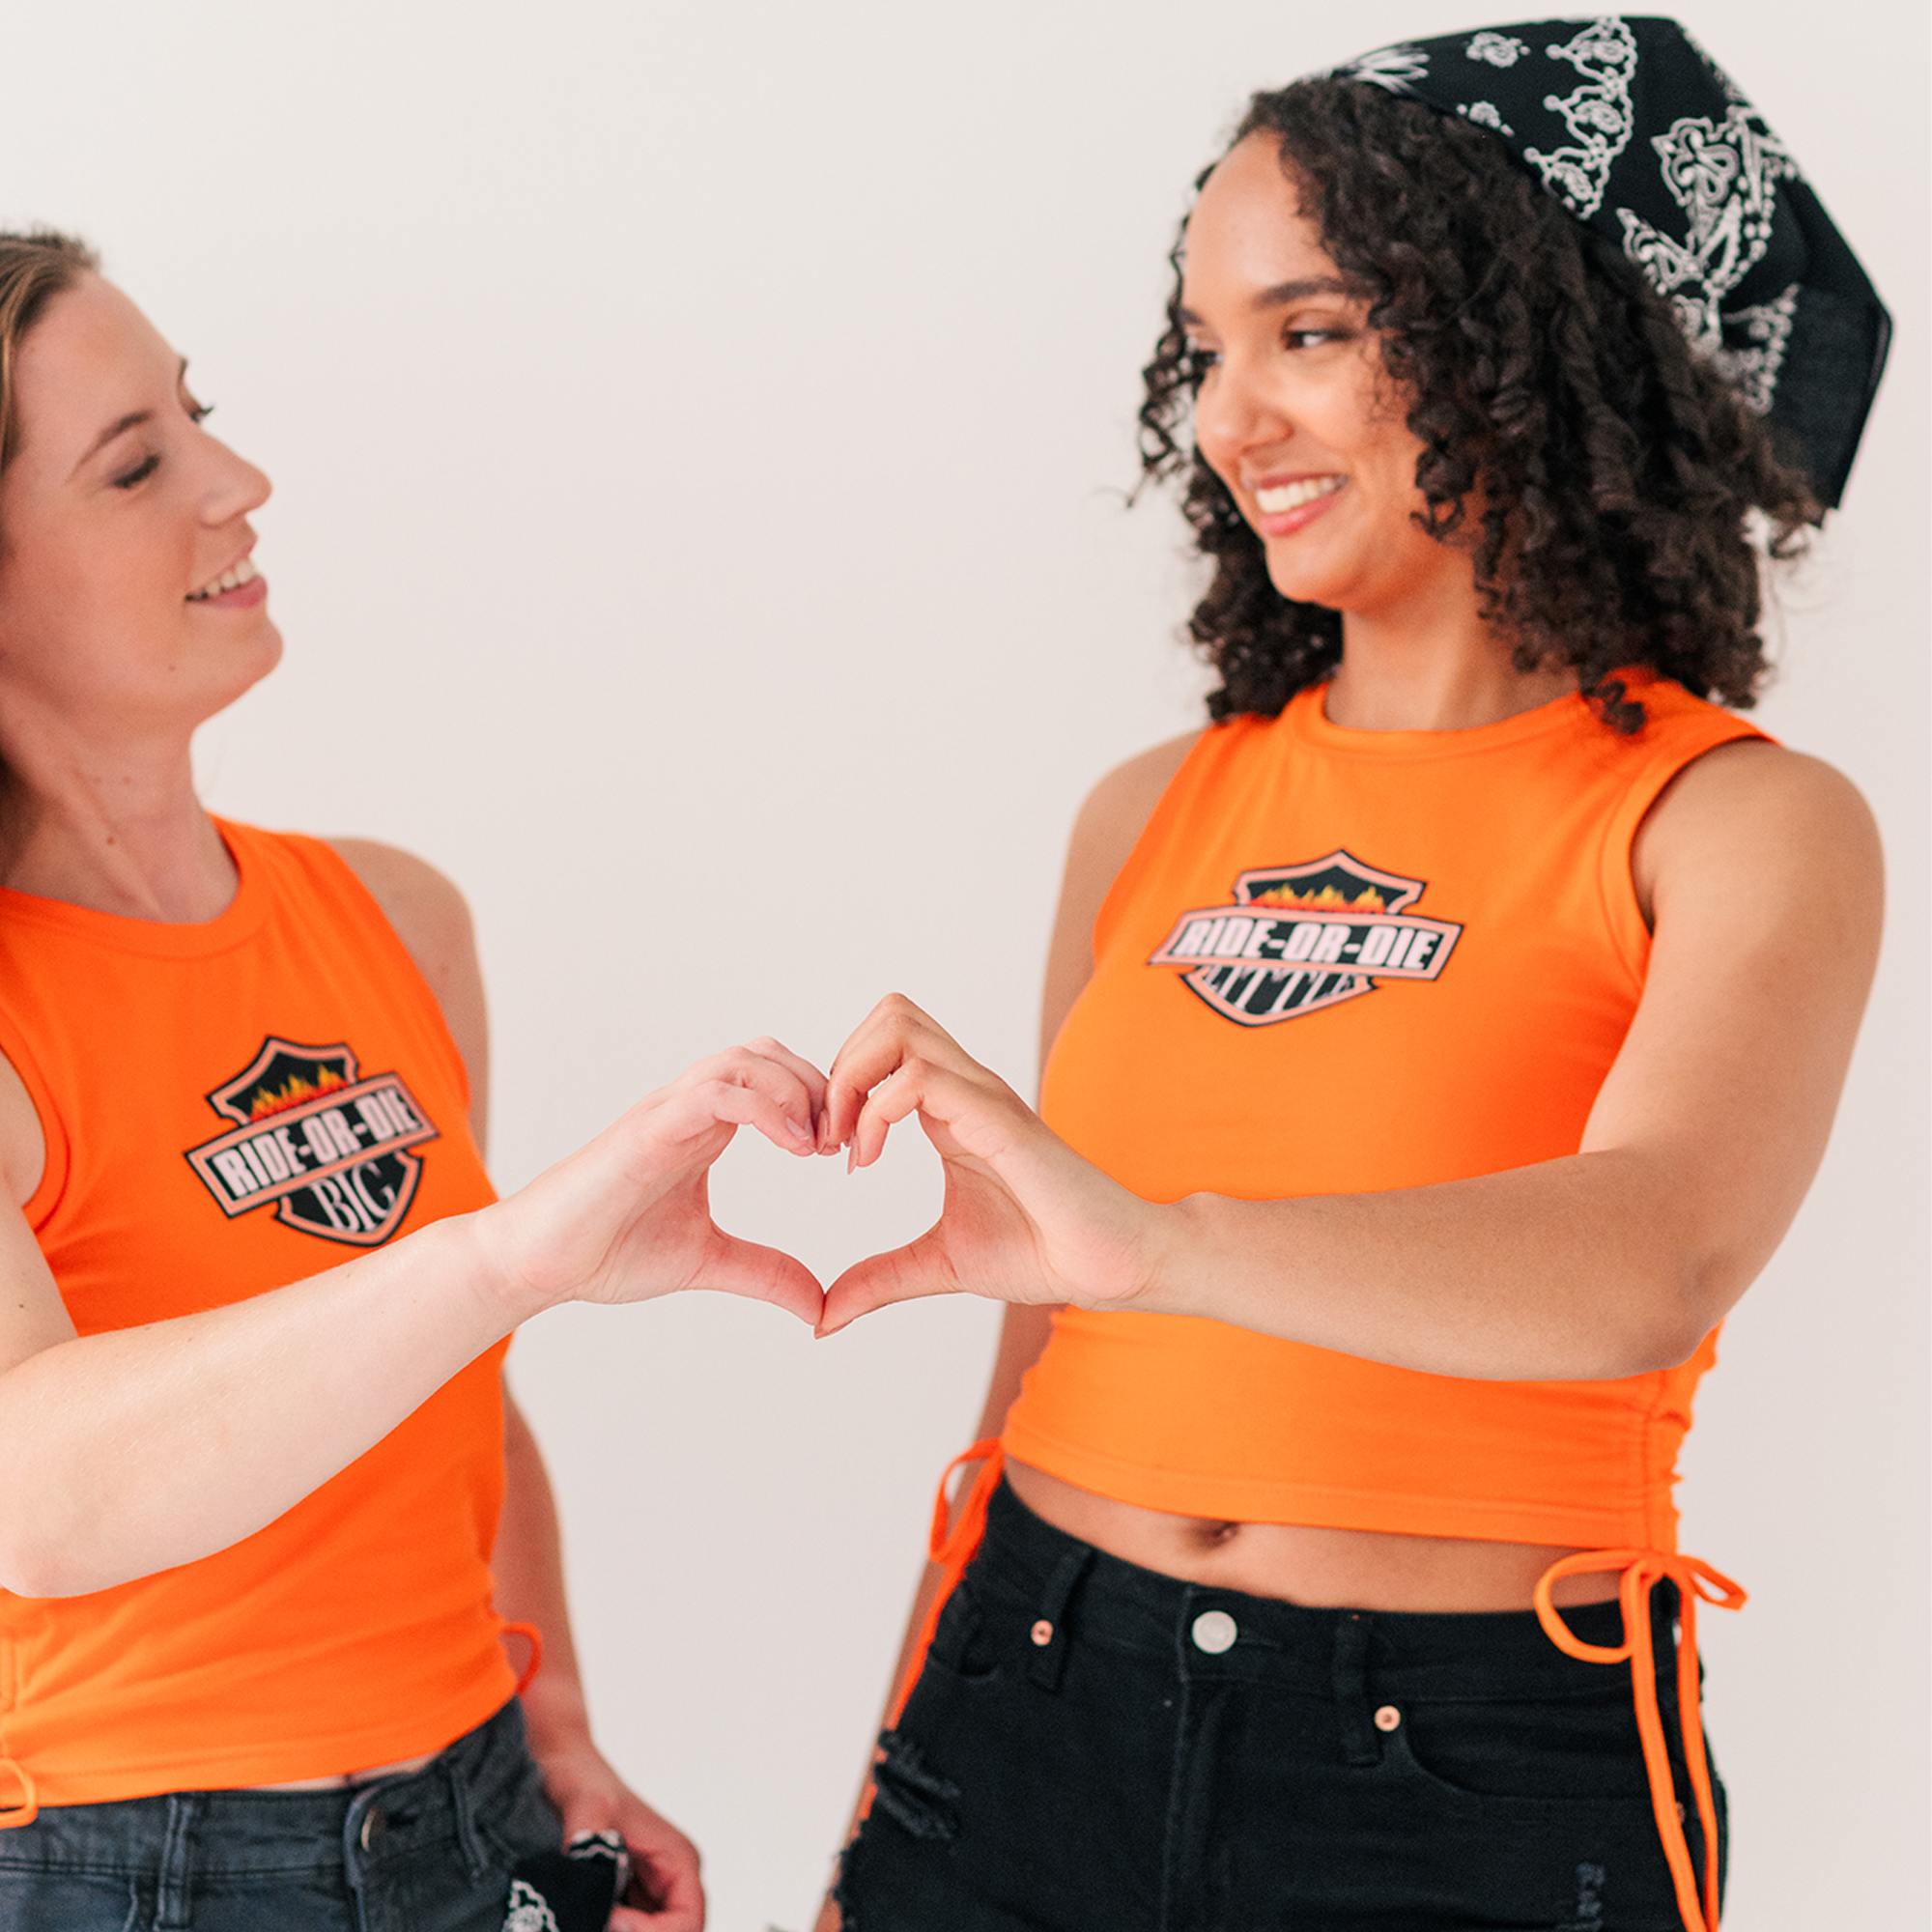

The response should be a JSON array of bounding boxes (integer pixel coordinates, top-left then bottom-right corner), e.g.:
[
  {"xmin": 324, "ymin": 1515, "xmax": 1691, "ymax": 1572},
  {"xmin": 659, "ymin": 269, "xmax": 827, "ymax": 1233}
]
[
  {"xmin": 185, "ymin": 1037, "xmax": 440, "ymax": 1245},
  {"xmin": 1148, "ymin": 850, "xmax": 1463, "ymax": 1026}
]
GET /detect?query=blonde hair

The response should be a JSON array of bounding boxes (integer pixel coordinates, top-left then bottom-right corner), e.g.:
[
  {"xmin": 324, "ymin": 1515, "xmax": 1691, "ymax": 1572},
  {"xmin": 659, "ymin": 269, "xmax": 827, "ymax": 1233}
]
[{"xmin": 0, "ymin": 230, "xmax": 98, "ymax": 475}]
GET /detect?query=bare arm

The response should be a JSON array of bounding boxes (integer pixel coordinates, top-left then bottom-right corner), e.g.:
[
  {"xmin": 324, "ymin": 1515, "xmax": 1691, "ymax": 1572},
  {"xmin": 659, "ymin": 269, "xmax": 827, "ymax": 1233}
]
[
  {"xmin": 822, "ymin": 743, "xmax": 1884, "ymax": 1381},
  {"xmin": 0, "ymin": 845, "xmax": 825, "ymax": 1599}
]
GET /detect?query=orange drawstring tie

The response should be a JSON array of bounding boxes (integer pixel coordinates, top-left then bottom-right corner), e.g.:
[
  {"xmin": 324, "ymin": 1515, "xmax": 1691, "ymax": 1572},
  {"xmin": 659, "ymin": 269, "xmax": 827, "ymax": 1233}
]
[
  {"xmin": 1534, "ymin": 1551, "xmax": 1747, "ymax": 1932},
  {"xmin": 500, "ymin": 1619, "xmax": 545, "ymax": 1698},
  {"xmin": 0, "ymin": 1756, "xmax": 36, "ymax": 1832},
  {"xmin": 885, "ymin": 1440, "xmax": 1006, "ymax": 1730}
]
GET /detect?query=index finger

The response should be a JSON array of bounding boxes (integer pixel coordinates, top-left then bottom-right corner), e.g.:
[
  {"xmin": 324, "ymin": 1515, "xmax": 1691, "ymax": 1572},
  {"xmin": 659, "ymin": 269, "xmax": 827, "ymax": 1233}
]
[
  {"xmin": 743, "ymin": 1035, "xmax": 830, "ymax": 1124},
  {"xmin": 822, "ymin": 994, "xmax": 958, "ymax": 1148}
]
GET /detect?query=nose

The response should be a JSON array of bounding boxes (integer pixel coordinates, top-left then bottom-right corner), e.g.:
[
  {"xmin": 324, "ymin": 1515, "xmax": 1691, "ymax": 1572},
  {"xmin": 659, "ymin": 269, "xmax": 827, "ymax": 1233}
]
[
  {"xmin": 196, "ymin": 429, "xmax": 271, "ymax": 526},
  {"xmin": 1192, "ymin": 350, "xmax": 1293, "ymax": 473}
]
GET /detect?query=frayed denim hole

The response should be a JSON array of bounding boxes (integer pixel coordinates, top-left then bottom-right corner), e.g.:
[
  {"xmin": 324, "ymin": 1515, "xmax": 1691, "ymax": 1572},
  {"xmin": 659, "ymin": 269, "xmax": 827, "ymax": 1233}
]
[{"xmin": 868, "ymin": 1729, "xmax": 962, "ymax": 1845}]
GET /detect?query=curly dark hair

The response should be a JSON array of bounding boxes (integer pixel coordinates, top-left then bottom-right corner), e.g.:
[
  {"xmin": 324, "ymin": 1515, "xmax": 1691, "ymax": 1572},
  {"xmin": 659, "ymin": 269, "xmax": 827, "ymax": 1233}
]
[{"xmin": 1139, "ymin": 80, "xmax": 1817, "ymax": 730}]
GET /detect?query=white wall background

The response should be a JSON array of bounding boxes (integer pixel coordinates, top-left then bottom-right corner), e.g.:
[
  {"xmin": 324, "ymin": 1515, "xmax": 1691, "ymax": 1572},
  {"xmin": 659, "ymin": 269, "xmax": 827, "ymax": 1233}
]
[{"xmin": 2, "ymin": 4, "xmax": 1921, "ymax": 1925}]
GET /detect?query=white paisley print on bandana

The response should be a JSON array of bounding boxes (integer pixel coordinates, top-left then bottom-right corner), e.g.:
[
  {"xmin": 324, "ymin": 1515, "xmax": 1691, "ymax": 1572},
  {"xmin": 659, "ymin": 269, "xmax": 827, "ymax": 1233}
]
[
  {"xmin": 1331, "ymin": 43, "xmax": 1431, "ymax": 92},
  {"xmin": 1716, "ymin": 285, "xmax": 1800, "ymax": 414},
  {"xmin": 1519, "ymin": 16, "xmax": 1638, "ymax": 219},
  {"xmin": 1617, "ymin": 106, "xmax": 1800, "ymax": 406},
  {"xmin": 1461, "ymin": 100, "xmax": 1516, "ymax": 136},
  {"xmin": 1464, "ymin": 31, "xmax": 1530, "ymax": 68},
  {"xmin": 1304, "ymin": 13, "xmax": 1889, "ymax": 506}
]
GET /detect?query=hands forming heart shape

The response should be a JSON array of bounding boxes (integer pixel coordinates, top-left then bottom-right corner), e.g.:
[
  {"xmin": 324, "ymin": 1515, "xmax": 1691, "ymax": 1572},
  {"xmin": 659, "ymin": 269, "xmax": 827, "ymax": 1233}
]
[{"xmin": 475, "ymin": 994, "xmax": 1164, "ymax": 1338}]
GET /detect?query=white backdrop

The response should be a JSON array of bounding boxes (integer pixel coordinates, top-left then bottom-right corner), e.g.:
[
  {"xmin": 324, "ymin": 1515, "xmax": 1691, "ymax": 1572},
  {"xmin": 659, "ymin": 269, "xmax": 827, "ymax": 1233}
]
[{"xmin": 2, "ymin": 4, "xmax": 1922, "ymax": 1925}]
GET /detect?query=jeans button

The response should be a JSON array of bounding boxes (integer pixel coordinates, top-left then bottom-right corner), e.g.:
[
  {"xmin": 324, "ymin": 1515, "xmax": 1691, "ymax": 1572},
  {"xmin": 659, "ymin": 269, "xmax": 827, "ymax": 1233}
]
[
  {"xmin": 1191, "ymin": 1609, "xmax": 1237, "ymax": 1654},
  {"xmin": 359, "ymin": 1804, "xmax": 385, "ymax": 1852}
]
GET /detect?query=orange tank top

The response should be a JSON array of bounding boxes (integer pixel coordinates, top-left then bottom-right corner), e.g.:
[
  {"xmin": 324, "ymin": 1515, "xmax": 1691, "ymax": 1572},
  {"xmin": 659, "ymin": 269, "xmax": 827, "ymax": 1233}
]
[
  {"xmin": 1003, "ymin": 671, "xmax": 1765, "ymax": 1549},
  {"xmin": 0, "ymin": 821, "xmax": 515, "ymax": 1810}
]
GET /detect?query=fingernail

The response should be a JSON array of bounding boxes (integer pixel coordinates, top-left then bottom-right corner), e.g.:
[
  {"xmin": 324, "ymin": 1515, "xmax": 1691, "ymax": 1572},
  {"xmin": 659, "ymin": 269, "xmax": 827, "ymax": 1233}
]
[
  {"xmin": 788, "ymin": 1116, "xmax": 812, "ymax": 1143},
  {"xmin": 846, "ymin": 1143, "xmax": 857, "ymax": 1175}
]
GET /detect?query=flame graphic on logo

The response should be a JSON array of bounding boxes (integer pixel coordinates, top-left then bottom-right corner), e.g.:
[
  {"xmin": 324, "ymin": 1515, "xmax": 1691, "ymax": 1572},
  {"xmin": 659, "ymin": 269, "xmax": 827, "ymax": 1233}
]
[
  {"xmin": 246, "ymin": 1069, "xmax": 347, "ymax": 1121},
  {"xmin": 1247, "ymin": 883, "xmax": 1390, "ymax": 913}
]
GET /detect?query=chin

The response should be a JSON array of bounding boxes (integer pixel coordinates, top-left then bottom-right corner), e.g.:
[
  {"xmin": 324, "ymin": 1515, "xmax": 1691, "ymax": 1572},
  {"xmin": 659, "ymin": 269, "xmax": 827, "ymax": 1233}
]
[
  {"xmin": 1262, "ymin": 556, "xmax": 1347, "ymax": 611},
  {"xmin": 208, "ymin": 620, "xmax": 284, "ymax": 709}
]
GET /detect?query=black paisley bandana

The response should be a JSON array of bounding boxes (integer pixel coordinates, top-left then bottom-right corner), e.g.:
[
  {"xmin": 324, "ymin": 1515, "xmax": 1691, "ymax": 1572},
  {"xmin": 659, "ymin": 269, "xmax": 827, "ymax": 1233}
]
[{"xmin": 1320, "ymin": 16, "xmax": 1889, "ymax": 507}]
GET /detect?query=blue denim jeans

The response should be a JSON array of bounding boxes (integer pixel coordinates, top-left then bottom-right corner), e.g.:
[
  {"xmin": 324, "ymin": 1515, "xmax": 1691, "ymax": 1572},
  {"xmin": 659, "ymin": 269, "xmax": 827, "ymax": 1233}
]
[
  {"xmin": 0, "ymin": 1699, "xmax": 560, "ymax": 1932},
  {"xmin": 838, "ymin": 1479, "xmax": 1724, "ymax": 1932}
]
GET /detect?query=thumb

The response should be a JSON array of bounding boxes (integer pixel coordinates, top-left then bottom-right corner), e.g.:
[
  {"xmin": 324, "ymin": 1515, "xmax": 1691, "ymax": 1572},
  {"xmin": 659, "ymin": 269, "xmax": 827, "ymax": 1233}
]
[
  {"xmin": 818, "ymin": 1239, "xmax": 954, "ymax": 1336},
  {"xmin": 699, "ymin": 1235, "xmax": 826, "ymax": 1325}
]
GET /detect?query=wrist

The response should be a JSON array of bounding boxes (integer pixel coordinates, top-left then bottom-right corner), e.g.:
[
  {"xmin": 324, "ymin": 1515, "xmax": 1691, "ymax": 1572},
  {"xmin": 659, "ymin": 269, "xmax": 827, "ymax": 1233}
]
[
  {"xmin": 459, "ymin": 1200, "xmax": 569, "ymax": 1329},
  {"xmin": 1123, "ymin": 1192, "xmax": 1207, "ymax": 1319},
  {"xmin": 518, "ymin": 1678, "xmax": 595, "ymax": 1759}
]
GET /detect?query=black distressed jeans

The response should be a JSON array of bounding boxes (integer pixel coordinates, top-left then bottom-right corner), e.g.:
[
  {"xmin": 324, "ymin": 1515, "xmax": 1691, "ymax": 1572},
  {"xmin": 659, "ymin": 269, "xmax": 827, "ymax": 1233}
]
[{"xmin": 838, "ymin": 1481, "xmax": 1721, "ymax": 1931}]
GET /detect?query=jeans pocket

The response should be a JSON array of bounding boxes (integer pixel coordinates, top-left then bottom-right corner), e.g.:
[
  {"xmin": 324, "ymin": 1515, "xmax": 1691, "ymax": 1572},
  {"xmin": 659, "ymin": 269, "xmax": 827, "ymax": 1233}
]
[
  {"xmin": 1393, "ymin": 1688, "xmax": 1661, "ymax": 1809},
  {"xmin": 922, "ymin": 1569, "xmax": 1033, "ymax": 1686},
  {"xmin": 1360, "ymin": 1723, "xmax": 1697, "ymax": 1932},
  {"xmin": 0, "ymin": 1870, "xmax": 141, "ymax": 1932}
]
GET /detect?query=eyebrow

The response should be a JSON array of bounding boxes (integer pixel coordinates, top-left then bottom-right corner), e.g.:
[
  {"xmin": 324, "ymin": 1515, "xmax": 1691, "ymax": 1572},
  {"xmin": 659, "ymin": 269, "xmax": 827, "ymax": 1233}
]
[
  {"xmin": 1177, "ymin": 277, "xmax": 1356, "ymax": 327},
  {"xmin": 69, "ymin": 356, "xmax": 190, "ymax": 477}
]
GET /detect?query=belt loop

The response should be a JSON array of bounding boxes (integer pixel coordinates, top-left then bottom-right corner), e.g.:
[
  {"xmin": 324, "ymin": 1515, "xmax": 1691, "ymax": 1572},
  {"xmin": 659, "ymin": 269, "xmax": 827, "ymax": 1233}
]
[
  {"xmin": 155, "ymin": 1793, "xmax": 197, "ymax": 1929},
  {"xmin": 343, "ymin": 1785, "xmax": 379, "ymax": 1932},
  {"xmin": 446, "ymin": 1750, "xmax": 490, "ymax": 1886},
  {"xmin": 1331, "ymin": 1611, "xmax": 1379, "ymax": 1767},
  {"xmin": 1027, "ymin": 1545, "xmax": 1094, "ymax": 1691}
]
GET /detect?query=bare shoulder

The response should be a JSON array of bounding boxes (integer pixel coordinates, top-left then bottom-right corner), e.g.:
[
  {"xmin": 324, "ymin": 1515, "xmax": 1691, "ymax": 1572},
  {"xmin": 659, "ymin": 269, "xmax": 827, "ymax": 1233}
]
[
  {"xmin": 1634, "ymin": 738, "xmax": 1882, "ymax": 942},
  {"xmin": 1040, "ymin": 728, "xmax": 1204, "ymax": 1066},
  {"xmin": 325, "ymin": 839, "xmax": 477, "ymax": 985},
  {"xmin": 1067, "ymin": 728, "xmax": 1205, "ymax": 878},
  {"xmin": 326, "ymin": 839, "xmax": 490, "ymax": 1141}
]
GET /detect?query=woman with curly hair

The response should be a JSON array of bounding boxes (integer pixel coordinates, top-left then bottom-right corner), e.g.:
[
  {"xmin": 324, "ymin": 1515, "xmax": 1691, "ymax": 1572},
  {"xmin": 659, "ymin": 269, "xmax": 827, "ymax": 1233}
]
[{"xmin": 817, "ymin": 20, "xmax": 1888, "ymax": 1932}]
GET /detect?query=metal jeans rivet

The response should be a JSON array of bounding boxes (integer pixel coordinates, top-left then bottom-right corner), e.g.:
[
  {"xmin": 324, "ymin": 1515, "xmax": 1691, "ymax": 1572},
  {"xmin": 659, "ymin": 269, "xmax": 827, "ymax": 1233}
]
[
  {"xmin": 1374, "ymin": 1705, "xmax": 1402, "ymax": 1732},
  {"xmin": 358, "ymin": 1804, "xmax": 384, "ymax": 1851},
  {"xmin": 1030, "ymin": 1619, "xmax": 1054, "ymax": 1647}
]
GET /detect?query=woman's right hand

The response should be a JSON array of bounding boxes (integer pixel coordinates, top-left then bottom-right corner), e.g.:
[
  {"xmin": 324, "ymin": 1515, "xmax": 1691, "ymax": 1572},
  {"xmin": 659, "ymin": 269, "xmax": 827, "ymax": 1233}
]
[
  {"xmin": 0, "ymin": 1037, "xmax": 830, "ymax": 1597},
  {"xmin": 474, "ymin": 1039, "xmax": 829, "ymax": 1327}
]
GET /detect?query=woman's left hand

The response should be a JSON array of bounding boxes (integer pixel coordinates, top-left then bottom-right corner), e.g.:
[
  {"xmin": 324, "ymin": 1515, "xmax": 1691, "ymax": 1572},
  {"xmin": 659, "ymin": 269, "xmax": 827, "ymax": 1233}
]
[
  {"xmin": 817, "ymin": 994, "xmax": 1163, "ymax": 1334},
  {"xmin": 533, "ymin": 1734, "xmax": 703, "ymax": 1931}
]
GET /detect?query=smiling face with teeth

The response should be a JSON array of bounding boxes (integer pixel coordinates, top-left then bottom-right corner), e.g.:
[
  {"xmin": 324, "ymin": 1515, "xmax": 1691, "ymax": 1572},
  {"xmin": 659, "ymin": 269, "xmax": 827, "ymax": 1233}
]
[
  {"xmin": 0, "ymin": 272, "xmax": 278, "ymax": 753},
  {"xmin": 1179, "ymin": 133, "xmax": 1483, "ymax": 639}
]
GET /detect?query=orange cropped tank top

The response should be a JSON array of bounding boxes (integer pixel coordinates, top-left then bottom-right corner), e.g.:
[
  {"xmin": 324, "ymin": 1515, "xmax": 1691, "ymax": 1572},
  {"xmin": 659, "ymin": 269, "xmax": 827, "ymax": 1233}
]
[
  {"xmin": 1003, "ymin": 671, "xmax": 1763, "ymax": 1549},
  {"xmin": 920, "ymin": 674, "xmax": 1767, "ymax": 1931},
  {"xmin": 0, "ymin": 822, "xmax": 515, "ymax": 1816}
]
